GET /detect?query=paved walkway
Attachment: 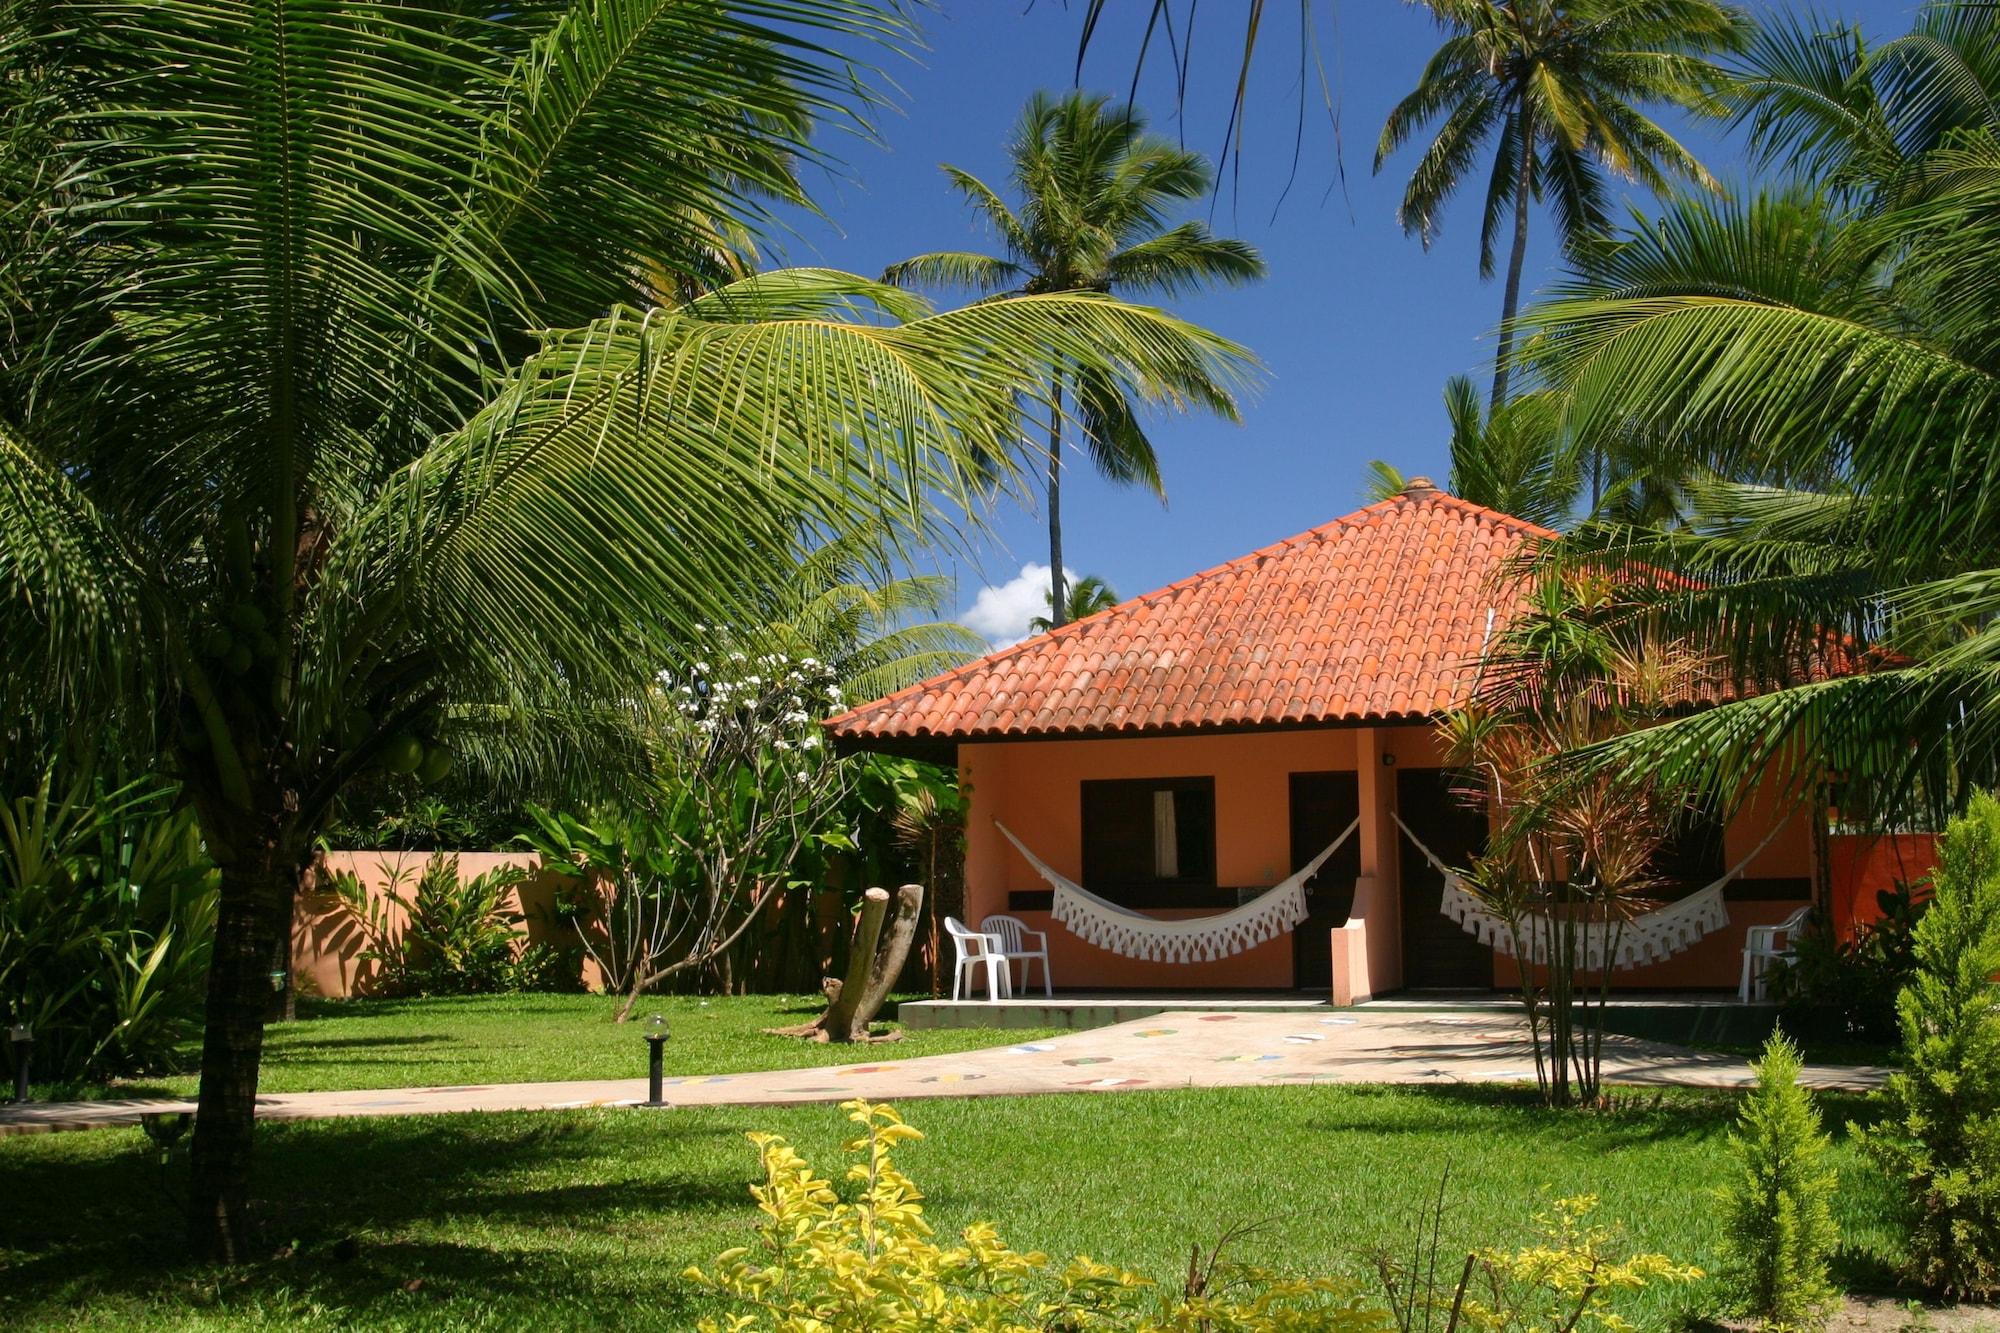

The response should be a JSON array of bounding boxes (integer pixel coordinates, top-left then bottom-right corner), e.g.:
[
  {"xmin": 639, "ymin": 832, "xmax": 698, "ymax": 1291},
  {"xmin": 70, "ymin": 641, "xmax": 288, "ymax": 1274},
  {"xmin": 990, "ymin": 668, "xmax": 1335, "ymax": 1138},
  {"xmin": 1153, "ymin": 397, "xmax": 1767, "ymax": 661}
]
[{"xmin": 0, "ymin": 1010, "xmax": 1887, "ymax": 1139}]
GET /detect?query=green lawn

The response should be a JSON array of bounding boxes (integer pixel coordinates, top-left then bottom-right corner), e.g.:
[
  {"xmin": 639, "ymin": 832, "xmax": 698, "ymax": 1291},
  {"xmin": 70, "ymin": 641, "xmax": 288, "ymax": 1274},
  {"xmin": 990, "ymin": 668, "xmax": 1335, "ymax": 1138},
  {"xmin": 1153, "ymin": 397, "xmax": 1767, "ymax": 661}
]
[
  {"xmin": 3, "ymin": 995, "xmax": 1917, "ymax": 1328},
  {"xmin": 49, "ymin": 993, "xmax": 1064, "ymax": 1100},
  {"xmin": 1, "ymin": 1083, "xmax": 1905, "ymax": 1330}
]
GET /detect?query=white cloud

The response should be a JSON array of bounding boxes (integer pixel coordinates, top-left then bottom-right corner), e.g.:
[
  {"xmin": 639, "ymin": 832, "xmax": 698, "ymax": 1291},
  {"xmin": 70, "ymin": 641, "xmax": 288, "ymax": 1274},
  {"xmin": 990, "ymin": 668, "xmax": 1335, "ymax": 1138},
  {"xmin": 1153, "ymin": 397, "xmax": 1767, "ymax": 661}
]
[{"xmin": 961, "ymin": 563, "xmax": 1075, "ymax": 648}]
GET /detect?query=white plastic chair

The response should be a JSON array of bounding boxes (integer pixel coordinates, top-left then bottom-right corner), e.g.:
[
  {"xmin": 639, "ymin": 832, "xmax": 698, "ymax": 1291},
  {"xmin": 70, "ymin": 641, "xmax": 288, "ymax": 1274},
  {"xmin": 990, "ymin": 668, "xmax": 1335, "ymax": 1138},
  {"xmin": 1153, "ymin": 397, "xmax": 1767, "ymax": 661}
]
[
  {"xmin": 979, "ymin": 914, "xmax": 1053, "ymax": 997},
  {"xmin": 944, "ymin": 916, "xmax": 1011, "ymax": 1000},
  {"xmin": 1739, "ymin": 905, "xmax": 1812, "ymax": 1002}
]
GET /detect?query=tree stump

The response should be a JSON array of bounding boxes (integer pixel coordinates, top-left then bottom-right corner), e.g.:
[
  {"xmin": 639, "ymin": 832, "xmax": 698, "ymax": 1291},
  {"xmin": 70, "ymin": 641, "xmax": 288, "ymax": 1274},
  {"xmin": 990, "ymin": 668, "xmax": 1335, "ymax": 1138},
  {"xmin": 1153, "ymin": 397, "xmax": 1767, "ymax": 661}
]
[{"xmin": 770, "ymin": 883, "xmax": 924, "ymax": 1042}]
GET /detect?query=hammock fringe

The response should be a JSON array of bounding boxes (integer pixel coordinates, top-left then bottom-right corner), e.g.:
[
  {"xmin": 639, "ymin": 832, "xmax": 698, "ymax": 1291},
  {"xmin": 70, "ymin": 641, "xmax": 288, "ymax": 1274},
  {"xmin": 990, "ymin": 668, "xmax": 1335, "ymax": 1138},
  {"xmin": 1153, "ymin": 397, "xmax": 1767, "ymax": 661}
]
[
  {"xmin": 1393, "ymin": 813, "xmax": 1772, "ymax": 970},
  {"xmin": 996, "ymin": 818, "xmax": 1360, "ymax": 964}
]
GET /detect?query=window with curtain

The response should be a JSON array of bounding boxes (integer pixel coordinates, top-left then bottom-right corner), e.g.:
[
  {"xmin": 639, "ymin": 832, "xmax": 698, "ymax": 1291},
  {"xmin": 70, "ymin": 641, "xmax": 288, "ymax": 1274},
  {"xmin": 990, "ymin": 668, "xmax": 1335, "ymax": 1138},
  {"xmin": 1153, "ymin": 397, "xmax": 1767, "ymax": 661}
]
[{"xmin": 1080, "ymin": 777, "xmax": 1217, "ymax": 907}]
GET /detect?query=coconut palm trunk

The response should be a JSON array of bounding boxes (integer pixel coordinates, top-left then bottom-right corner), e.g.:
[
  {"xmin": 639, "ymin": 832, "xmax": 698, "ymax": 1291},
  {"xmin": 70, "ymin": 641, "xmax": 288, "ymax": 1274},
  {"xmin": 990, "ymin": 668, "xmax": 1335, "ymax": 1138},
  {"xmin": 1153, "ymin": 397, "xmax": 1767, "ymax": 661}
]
[
  {"xmin": 1491, "ymin": 109, "xmax": 1536, "ymax": 412},
  {"xmin": 1047, "ymin": 379, "xmax": 1067, "ymax": 626},
  {"xmin": 188, "ymin": 835, "xmax": 312, "ymax": 1258}
]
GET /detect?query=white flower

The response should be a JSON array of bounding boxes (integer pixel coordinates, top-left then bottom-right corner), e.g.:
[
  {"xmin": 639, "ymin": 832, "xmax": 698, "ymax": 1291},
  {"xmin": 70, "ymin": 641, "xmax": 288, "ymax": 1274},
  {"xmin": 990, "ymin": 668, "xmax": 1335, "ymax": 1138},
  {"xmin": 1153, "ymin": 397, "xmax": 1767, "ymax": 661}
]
[{"xmin": 801, "ymin": 734, "xmax": 821, "ymax": 750}]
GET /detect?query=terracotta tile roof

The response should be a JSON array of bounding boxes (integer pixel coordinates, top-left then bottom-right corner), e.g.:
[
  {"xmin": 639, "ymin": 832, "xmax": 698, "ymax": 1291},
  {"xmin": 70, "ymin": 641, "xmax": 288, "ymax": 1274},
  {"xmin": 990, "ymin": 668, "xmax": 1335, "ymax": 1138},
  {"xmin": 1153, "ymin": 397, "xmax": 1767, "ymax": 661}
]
[{"xmin": 826, "ymin": 481, "xmax": 1557, "ymax": 749}]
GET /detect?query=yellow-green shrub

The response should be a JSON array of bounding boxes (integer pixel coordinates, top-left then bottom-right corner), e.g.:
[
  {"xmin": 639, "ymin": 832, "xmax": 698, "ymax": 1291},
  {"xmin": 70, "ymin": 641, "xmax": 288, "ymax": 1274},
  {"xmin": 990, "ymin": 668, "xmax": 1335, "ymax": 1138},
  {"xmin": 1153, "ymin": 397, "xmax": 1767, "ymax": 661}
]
[
  {"xmin": 1459, "ymin": 1195, "xmax": 1704, "ymax": 1332},
  {"xmin": 688, "ymin": 1100, "xmax": 1702, "ymax": 1332},
  {"xmin": 685, "ymin": 1098, "xmax": 1394, "ymax": 1331}
]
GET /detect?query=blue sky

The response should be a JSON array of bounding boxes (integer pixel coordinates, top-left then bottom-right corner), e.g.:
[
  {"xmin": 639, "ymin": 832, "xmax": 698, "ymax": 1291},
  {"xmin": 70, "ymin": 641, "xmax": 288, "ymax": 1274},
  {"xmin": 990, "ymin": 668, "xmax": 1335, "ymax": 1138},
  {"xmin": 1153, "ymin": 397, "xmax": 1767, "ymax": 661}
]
[{"xmin": 766, "ymin": 1, "xmax": 1920, "ymax": 645}]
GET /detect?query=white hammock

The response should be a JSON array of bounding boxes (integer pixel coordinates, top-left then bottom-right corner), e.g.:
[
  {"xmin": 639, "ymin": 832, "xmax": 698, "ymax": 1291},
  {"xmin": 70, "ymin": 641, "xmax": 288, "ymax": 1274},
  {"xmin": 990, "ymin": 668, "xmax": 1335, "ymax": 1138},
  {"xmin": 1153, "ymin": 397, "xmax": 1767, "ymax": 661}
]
[
  {"xmin": 995, "ymin": 817, "xmax": 1360, "ymax": 963},
  {"xmin": 1393, "ymin": 812, "xmax": 1779, "ymax": 970}
]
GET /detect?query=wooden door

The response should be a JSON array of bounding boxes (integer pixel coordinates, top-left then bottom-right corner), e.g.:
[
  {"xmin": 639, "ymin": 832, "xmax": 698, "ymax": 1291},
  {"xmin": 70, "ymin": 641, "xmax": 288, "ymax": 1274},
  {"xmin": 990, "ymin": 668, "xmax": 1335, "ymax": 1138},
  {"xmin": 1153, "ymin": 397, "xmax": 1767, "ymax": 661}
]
[
  {"xmin": 1289, "ymin": 771, "xmax": 1362, "ymax": 990},
  {"xmin": 1396, "ymin": 767, "xmax": 1493, "ymax": 990}
]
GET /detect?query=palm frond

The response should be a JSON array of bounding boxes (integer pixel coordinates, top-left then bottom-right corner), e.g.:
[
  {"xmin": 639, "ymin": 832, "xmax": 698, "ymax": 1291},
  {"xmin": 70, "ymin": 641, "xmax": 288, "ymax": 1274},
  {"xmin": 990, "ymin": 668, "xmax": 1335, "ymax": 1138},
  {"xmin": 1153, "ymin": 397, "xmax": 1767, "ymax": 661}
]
[{"xmin": 880, "ymin": 252, "xmax": 1027, "ymax": 294}]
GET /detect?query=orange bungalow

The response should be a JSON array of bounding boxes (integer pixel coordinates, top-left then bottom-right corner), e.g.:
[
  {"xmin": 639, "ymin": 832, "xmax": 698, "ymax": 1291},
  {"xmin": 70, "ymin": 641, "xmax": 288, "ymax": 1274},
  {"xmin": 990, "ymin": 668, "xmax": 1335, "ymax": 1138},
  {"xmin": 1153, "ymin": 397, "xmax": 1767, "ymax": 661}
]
[{"xmin": 825, "ymin": 480, "xmax": 1925, "ymax": 1003}]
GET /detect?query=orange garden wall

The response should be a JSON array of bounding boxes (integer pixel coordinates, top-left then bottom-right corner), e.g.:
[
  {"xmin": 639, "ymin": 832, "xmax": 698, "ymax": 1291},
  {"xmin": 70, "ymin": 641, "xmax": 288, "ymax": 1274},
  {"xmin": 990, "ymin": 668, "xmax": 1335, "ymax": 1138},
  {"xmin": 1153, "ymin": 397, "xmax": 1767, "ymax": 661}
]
[
  {"xmin": 294, "ymin": 851, "xmax": 606, "ymax": 998},
  {"xmin": 1826, "ymin": 832, "xmax": 1938, "ymax": 942}
]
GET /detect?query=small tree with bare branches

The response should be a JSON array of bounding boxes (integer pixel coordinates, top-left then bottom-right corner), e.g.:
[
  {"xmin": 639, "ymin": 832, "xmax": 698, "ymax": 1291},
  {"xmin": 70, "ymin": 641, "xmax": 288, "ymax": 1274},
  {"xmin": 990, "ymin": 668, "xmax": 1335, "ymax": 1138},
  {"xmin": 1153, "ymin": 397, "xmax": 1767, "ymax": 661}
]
[{"xmin": 1439, "ymin": 569, "xmax": 1711, "ymax": 1107}]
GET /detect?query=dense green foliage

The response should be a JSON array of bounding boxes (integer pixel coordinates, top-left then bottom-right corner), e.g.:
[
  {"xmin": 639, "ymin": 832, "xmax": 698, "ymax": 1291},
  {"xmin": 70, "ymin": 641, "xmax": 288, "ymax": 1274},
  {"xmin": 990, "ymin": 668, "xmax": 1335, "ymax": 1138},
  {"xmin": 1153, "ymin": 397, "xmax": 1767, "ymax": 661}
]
[
  {"xmin": 1720, "ymin": 1032, "xmax": 1841, "ymax": 1329},
  {"xmin": 331, "ymin": 853, "xmax": 573, "ymax": 998},
  {"xmin": 1779, "ymin": 878, "xmax": 1931, "ymax": 1046},
  {"xmin": 0, "ymin": 769, "xmax": 216, "ymax": 1083},
  {"xmin": 1860, "ymin": 791, "xmax": 2000, "ymax": 1299},
  {"xmin": 0, "ymin": 1078, "xmax": 1904, "ymax": 1329},
  {"xmin": 0, "ymin": 0, "xmax": 1250, "ymax": 1244},
  {"xmin": 1517, "ymin": 3, "xmax": 2000, "ymax": 820}
]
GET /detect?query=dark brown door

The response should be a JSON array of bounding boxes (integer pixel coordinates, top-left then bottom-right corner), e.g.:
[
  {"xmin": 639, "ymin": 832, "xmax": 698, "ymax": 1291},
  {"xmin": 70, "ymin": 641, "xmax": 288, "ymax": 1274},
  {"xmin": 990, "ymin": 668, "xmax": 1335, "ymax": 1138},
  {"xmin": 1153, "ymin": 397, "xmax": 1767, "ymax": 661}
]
[
  {"xmin": 1396, "ymin": 767, "xmax": 1493, "ymax": 990},
  {"xmin": 1290, "ymin": 772, "xmax": 1362, "ymax": 990}
]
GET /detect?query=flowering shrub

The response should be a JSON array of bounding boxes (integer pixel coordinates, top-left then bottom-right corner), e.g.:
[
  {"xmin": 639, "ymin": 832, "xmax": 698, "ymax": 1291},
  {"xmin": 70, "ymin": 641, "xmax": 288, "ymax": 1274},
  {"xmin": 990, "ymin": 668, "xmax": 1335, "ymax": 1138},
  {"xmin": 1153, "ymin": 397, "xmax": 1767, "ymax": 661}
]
[
  {"xmin": 520, "ymin": 644, "xmax": 854, "ymax": 1014},
  {"xmin": 664, "ymin": 646, "xmax": 841, "ymax": 758}
]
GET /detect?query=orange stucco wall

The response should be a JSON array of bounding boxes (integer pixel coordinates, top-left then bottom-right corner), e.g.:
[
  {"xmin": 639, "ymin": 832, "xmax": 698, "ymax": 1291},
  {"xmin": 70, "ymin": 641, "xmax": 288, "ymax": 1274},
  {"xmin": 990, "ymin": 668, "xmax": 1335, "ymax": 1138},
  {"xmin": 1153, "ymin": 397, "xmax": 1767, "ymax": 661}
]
[
  {"xmin": 962, "ymin": 726, "xmax": 1433, "ymax": 993},
  {"xmin": 294, "ymin": 851, "xmax": 604, "ymax": 997},
  {"xmin": 961, "ymin": 724, "xmax": 1824, "ymax": 995}
]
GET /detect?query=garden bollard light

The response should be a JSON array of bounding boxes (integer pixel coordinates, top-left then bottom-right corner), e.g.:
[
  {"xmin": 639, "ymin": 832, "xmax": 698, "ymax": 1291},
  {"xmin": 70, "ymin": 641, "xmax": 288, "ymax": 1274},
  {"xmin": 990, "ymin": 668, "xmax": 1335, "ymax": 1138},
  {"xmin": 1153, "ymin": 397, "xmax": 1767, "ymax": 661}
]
[
  {"xmin": 9, "ymin": 1024, "xmax": 31, "ymax": 1103},
  {"xmin": 643, "ymin": 1013, "xmax": 670, "ymax": 1107}
]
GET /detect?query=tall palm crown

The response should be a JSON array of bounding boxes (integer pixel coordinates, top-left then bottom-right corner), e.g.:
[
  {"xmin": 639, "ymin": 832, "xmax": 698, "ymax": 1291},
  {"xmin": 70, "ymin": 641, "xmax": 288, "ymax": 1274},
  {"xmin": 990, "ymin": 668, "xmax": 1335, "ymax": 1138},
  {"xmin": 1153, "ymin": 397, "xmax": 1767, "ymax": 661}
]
[
  {"xmin": 1376, "ymin": 0, "xmax": 1746, "ymax": 407},
  {"xmin": 1731, "ymin": 1, "xmax": 2000, "ymax": 200},
  {"xmin": 0, "ymin": 2, "xmax": 1250, "ymax": 1254},
  {"xmin": 887, "ymin": 91, "xmax": 1264, "ymax": 626}
]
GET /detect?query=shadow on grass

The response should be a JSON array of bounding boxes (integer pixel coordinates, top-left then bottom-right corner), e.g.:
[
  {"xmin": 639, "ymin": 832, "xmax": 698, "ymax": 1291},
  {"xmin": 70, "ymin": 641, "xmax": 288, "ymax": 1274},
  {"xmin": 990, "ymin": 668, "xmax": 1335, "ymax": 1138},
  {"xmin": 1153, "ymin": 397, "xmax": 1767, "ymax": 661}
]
[{"xmin": 0, "ymin": 1110, "xmax": 762, "ymax": 1323}]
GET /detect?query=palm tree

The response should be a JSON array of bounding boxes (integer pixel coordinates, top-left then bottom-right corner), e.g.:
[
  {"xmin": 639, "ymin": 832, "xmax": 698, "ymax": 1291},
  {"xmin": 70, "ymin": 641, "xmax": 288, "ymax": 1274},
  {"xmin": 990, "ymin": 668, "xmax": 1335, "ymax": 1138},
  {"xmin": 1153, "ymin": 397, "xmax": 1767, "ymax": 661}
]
[
  {"xmin": 1030, "ymin": 575, "xmax": 1120, "ymax": 634},
  {"xmin": 1376, "ymin": 0, "xmax": 1746, "ymax": 408},
  {"xmin": 1513, "ymin": 69, "xmax": 2000, "ymax": 823},
  {"xmin": 1730, "ymin": 2, "xmax": 2000, "ymax": 202},
  {"xmin": 1366, "ymin": 376, "xmax": 1579, "ymax": 527},
  {"xmin": 0, "ymin": 3, "xmax": 1252, "ymax": 1256},
  {"xmin": 886, "ymin": 91, "xmax": 1265, "ymax": 627}
]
